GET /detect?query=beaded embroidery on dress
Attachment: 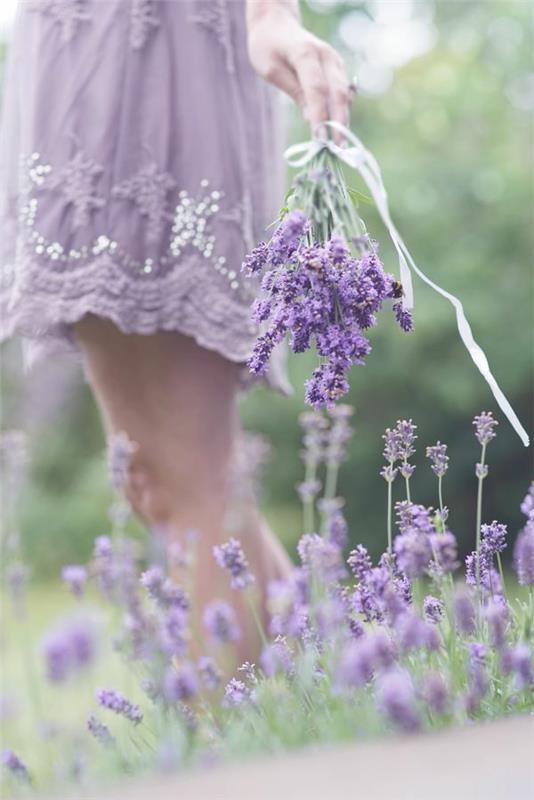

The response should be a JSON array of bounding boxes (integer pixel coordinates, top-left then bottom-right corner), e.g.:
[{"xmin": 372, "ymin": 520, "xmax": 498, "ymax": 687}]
[{"xmin": 0, "ymin": 0, "xmax": 290, "ymax": 393}]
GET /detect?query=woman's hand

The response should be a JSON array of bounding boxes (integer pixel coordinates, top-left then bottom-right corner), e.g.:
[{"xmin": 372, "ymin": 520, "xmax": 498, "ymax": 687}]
[{"xmin": 246, "ymin": 0, "xmax": 353, "ymax": 143}]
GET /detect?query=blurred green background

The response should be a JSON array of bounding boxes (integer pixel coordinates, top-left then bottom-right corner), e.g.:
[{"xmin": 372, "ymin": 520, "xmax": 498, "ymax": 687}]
[{"xmin": 1, "ymin": 0, "xmax": 532, "ymax": 579}]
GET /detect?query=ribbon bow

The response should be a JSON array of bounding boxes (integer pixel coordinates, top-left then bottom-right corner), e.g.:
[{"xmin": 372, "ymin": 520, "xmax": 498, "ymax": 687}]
[{"xmin": 284, "ymin": 121, "xmax": 529, "ymax": 447}]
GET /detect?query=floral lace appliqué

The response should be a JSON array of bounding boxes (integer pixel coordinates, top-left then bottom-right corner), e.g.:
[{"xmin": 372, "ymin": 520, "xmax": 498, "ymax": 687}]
[
  {"xmin": 112, "ymin": 163, "xmax": 176, "ymax": 242},
  {"xmin": 45, "ymin": 150, "xmax": 104, "ymax": 229},
  {"xmin": 18, "ymin": 154, "xmax": 244, "ymax": 292},
  {"xmin": 28, "ymin": 0, "xmax": 91, "ymax": 42},
  {"xmin": 189, "ymin": 0, "xmax": 235, "ymax": 73},
  {"xmin": 130, "ymin": 0, "xmax": 159, "ymax": 49}
]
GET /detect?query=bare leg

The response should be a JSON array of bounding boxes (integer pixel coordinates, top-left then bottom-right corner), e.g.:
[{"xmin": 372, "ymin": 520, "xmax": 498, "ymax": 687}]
[{"xmin": 75, "ymin": 314, "xmax": 292, "ymax": 663}]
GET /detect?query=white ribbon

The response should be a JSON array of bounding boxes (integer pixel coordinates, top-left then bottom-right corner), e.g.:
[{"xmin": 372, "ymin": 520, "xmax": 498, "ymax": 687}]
[{"xmin": 284, "ymin": 121, "xmax": 529, "ymax": 447}]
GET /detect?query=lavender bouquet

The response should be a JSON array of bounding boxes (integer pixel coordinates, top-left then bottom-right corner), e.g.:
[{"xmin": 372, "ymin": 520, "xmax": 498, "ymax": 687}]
[{"xmin": 243, "ymin": 146, "xmax": 412, "ymax": 409}]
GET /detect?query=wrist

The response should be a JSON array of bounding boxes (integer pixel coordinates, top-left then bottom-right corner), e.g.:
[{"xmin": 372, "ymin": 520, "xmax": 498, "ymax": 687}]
[{"xmin": 246, "ymin": 0, "xmax": 300, "ymax": 30}]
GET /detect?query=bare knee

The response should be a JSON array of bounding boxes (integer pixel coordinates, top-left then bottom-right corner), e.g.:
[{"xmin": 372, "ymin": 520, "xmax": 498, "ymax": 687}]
[{"xmin": 123, "ymin": 445, "xmax": 230, "ymax": 531}]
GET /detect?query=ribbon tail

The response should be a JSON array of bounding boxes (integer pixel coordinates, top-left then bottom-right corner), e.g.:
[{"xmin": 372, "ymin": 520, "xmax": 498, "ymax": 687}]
[{"xmin": 396, "ymin": 237, "xmax": 530, "ymax": 447}]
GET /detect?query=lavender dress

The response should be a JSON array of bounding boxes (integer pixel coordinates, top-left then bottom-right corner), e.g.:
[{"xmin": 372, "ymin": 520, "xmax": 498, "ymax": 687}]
[{"xmin": 0, "ymin": 0, "xmax": 290, "ymax": 392}]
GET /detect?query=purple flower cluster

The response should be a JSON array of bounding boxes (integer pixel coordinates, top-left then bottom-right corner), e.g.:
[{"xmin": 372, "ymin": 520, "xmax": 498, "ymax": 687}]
[
  {"xmin": 87, "ymin": 715, "xmax": 115, "ymax": 745},
  {"xmin": 473, "ymin": 411, "xmax": 498, "ymax": 446},
  {"xmin": 96, "ymin": 688, "xmax": 143, "ymax": 725},
  {"xmin": 382, "ymin": 419, "xmax": 417, "ymax": 481},
  {"xmin": 203, "ymin": 600, "xmax": 241, "ymax": 644},
  {"xmin": 514, "ymin": 484, "xmax": 534, "ymax": 586},
  {"xmin": 61, "ymin": 565, "xmax": 87, "ymax": 598},
  {"xmin": 1, "ymin": 749, "xmax": 31, "ymax": 783},
  {"xmin": 41, "ymin": 615, "xmax": 96, "ymax": 683},
  {"xmin": 243, "ymin": 210, "xmax": 411, "ymax": 408},
  {"xmin": 213, "ymin": 538, "xmax": 255, "ymax": 590},
  {"xmin": 425, "ymin": 442, "xmax": 449, "ymax": 478}
]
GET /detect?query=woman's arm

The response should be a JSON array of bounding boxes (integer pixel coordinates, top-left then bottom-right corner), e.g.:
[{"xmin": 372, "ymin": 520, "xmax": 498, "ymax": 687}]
[{"xmin": 246, "ymin": 0, "xmax": 352, "ymax": 141}]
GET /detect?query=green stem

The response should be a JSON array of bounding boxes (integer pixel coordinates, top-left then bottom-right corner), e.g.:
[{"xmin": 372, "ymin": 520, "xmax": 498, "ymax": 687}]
[
  {"xmin": 246, "ymin": 590, "xmax": 268, "ymax": 648},
  {"xmin": 475, "ymin": 443, "xmax": 487, "ymax": 594},
  {"xmin": 387, "ymin": 476, "xmax": 393, "ymax": 556},
  {"xmin": 438, "ymin": 476, "xmax": 444, "ymax": 521},
  {"xmin": 404, "ymin": 473, "xmax": 411, "ymax": 503}
]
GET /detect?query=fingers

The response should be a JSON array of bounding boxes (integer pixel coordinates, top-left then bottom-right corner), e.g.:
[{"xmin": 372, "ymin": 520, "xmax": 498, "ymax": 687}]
[
  {"xmin": 290, "ymin": 38, "xmax": 353, "ymax": 143},
  {"xmin": 292, "ymin": 43, "xmax": 330, "ymax": 138},
  {"xmin": 320, "ymin": 51, "xmax": 352, "ymax": 145}
]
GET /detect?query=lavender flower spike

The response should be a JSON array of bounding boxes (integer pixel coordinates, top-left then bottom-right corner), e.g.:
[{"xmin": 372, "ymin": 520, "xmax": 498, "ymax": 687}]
[
  {"xmin": 514, "ymin": 519, "xmax": 534, "ymax": 586},
  {"xmin": 375, "ymin": 668, "xmax": 420, "ymax": 732},
  {"xmin": 96, "ymin": 688, "xmax": 143, "ymax": 725},
  {"xmin": 1, "ymin": 749, "xmax": 31, "ymax": 783},
  {"xmin": 213, "ymin": 538, "xmax": 255, "ymax": 590},
  {"xmin": 87, "ymin": 714, "xmax": 115, "ymax": 744},
  {"xmin": 107, "ymin": 430, "xmax": 137, "ymax": 491},
  {"xmin": 473, "ymin": 411, "xmax": 498, "ymax": 446},
  {"xmin": 426, "ymin": 442, "xmax": 449, "ymax": 478},
  {"xmin": 61, "ymin": 565, "xmax": 87, "ymax": 598}
]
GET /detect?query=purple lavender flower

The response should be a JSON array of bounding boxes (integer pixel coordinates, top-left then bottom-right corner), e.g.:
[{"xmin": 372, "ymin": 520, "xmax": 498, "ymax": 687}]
[
  {"xmin": 203, "ymin": 600, "xmax": 241, "ymax": 644},
  {"xmin": 41, "ymin": 615, "xmax": 96, "ymax": 683},
  {"xmin": 213, "ymin": 538, "xmax": 255, "ymax": 590},
  {"xmin": 421, "ymin": 672, "xmax": 449, "ymax": 715},
  {"xmin": 347, "ymin": 545, "xmax": 373, "ymax": 582},
  {"xmin": 336, "ymin": 631, "xmax": 395, "ymax": 691},
  {"xmin": 1, "ymin": 749, "xmax": 31, "ymax": 783},
  {"xmin": 484, "ymin": 600, "xmax": 508, "ymax": 649},
  {"xmin": 324, "ymin": 404, "xmax": 354, "ymax": 465},
  {"xmin": 198, "ymin": 657, "xmax": 222, "ymax": 690},
  {"xmin": 61, "ymin": 565, "xmax": 87, "ymax": 599},
  {"xmin": 96, "ymin": 688, "xmax": 143, "ymax": 725},
  {"xmin": 466, "ymin": 643, "xmax": 489, "ymax": 710},
  {"xmin": 514, "ymin": 517, "xmax": 534, "ymax": 586},
  {"xmin": 260, "ymin": 638, "xmax": 293, "ymax": 678},
  {"xmin": 454, "ymin": 591, "xmax": 476, "ymax": 635},
  {"xmin": 159, "ymin": 606, "xmax": 188, "ymax": 657},
  {"xmin": 245, "ymin": 218, "xmax": 410, "ymax": 409},
  {"xmin": 87, "ymin": 715, "xmax": 115, "ymax": 745},
  {"xmin": 423, "ymin": 595, "xmax": 443, "ymax": 624},
  {"xmin": 426, "ymin": 442, "xmax": 449, "ymax": 478},
  {"xmin": 397, "ymin": 611, "xmax": 440, "ymax": 653},
  {"xmin": 473, "ymin": 411, "xmax": 498, "ymax": 446},
  {"xmin": 429, "ymin": 530, "xmax": 459, "ymax": 574},
  {"xmin": 323, "ymin": 506, "xmax": 349, "ymax": 551},
  {"xmin": 392, "ymin": 302, "xmax": 414, "ymax": 332},
  {"xmin": 223, "ymin": 678, "xmax": 253, "ymax": 708},
  {"xmin": 505, "ymin": 644, "xmax": 533, "ymax": 690},
  {"xmin": 107, "ymin": 430, "xmax": 137, "ymax": 490},
  {"xmin": 394, "ymin": 529, "xmax": 432, "ymax": 579},
  {"xmin": 520, "ymin": 482, "xmax": 534, "ymax": 519},
  {"xmin": 297, "ymin": 533, "xmax": 346, "ymax": 582},
  {"xmin": 335, "ymin": 640, "xmax": 375, "ymax": 690},
  {"xmin": 375, "ymin": 668, "xmax": 420, "ymax": 732},
  {"xmin": 480, "ymin": 521, "xmax": 507, "ymax": 556},
  {"xmin": 241, "ymin": 241, "xmax": 269, "ymax": 275},
  {"xmin": 163, "ymin": 663, "xmax": 198, "ymax": 703}
]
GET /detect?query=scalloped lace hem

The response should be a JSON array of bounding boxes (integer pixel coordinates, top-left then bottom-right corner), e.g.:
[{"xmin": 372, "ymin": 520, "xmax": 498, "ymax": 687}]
[{"xmin": 0, "ymin": 253, "xmax": 292, "ymax": 395}]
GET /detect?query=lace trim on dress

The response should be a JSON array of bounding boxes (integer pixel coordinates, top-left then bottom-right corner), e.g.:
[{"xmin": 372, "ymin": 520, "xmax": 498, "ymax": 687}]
[
  {"xmin": 189, "ymin": 0, "xmax": 235, "ymax": 74},
  {"xmin": 27, "ymin": 0, "xmax": 91, "ymax": 42}
]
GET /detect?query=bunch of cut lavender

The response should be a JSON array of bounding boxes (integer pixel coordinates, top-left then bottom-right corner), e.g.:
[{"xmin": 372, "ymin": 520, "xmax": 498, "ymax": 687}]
[{"xmin": 242, "ymin": 151, "xmax": 412, "ymax": 408}]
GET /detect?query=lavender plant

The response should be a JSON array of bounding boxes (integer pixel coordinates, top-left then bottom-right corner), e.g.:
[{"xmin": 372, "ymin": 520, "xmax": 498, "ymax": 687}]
[{"xmin": 1, "ymin": 415, "xmax": 533, "ymax": 798}]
